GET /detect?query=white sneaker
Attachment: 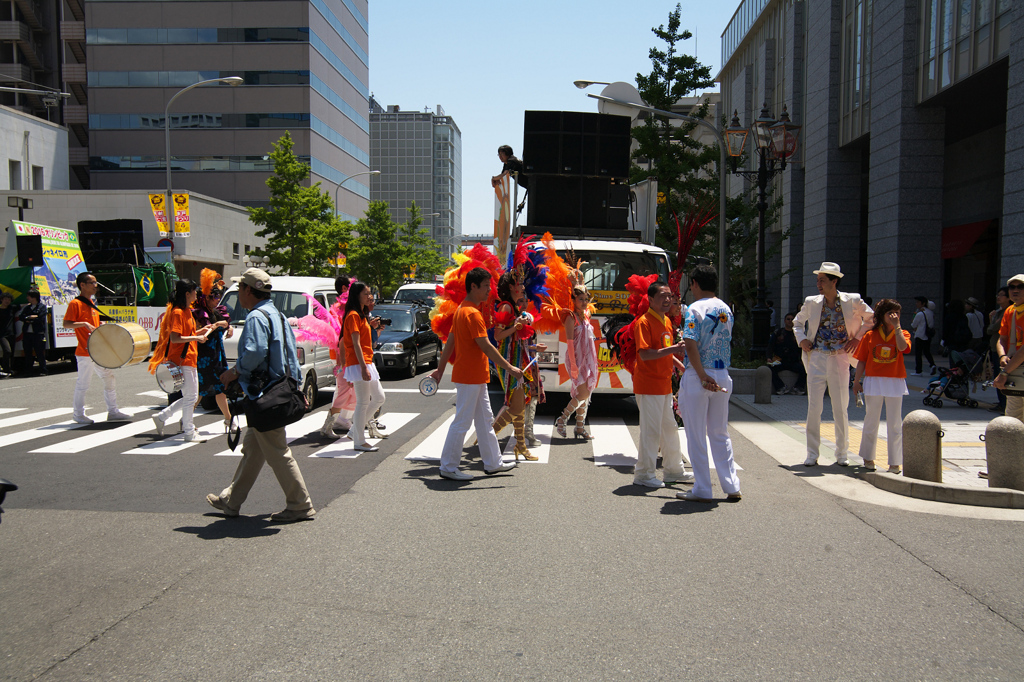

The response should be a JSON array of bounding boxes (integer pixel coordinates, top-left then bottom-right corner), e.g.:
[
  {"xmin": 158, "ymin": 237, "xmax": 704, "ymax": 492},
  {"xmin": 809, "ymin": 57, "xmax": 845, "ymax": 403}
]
[
  {"xmin": 107, "ymin": 410, "xmax": 131, "ymax": 421},
  {"xmin": 182, "ymin": 431, "xmax": 196, "ymax": 442},
  {"xmin": 633, "ymin": 476, "xmax": 665, "ymax": 488},
  {"xmin": 440, "ymin": 469, "xmax": 474, "ymax": 481},
  {"xmin": 803, "ymin": 456, "xmax": 818, "ymax": 467},
  {"xmin": 72, "ymin": 414, "xmax": 94, "ymax": 425},
  {"xmin": 152, "ymin": 414, "xmax": 166, "ymax": 436},
  {"xmin": 664, "ymin": 471, "xmax": 695, "ymax": 484},
  {"xmin": 484, "ymin": 462, "xmax": 517, "ymax": 475},
  {"xmin": 526, "ymin": 436, "xmax": 542, "ymax": 447}
]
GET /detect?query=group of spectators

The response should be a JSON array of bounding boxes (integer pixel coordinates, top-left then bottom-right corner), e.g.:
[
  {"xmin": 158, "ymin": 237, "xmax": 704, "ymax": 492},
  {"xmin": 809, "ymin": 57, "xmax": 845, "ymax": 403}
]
[{"xmin": 0, "ymin": 291, "xmax": 49, "ymax": 377}]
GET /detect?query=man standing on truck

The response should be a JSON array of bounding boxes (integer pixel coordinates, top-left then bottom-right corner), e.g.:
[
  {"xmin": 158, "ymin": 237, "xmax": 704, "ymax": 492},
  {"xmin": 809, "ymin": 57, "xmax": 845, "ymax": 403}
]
[
  {"xmin": 491, "ymin": 145, "xmax": 527, "ymax": 188},
  {"xmin": 63, "ymin": 272, "xmax": 131, "ymax": 424}
]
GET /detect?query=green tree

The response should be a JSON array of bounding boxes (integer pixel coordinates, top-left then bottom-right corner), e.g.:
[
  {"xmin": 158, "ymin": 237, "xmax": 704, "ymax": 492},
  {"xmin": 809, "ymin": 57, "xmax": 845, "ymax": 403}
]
[
  {"xmin": 398, "ymin": 202, "xmax": 447, "ymax": 282},
  {"xmin": 347, "ymin": 201, "xmax": 408, "ymax": 297},
  {"xmin": 248, "ymin": 131, "xmax": 346, "ymax": 276}
]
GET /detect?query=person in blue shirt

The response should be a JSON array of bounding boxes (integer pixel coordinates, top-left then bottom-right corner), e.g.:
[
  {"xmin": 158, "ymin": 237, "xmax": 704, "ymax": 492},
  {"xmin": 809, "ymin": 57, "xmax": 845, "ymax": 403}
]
[{"xmin": 205, "ymin": 269, "xmax": 315, "ymax": 523}]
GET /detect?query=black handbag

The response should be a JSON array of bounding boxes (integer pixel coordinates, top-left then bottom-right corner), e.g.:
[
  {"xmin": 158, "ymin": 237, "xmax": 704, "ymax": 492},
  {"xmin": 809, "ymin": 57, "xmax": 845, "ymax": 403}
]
[{"xmin": 243, "ymin": 308, "xmax": 307, "ymax": 432}]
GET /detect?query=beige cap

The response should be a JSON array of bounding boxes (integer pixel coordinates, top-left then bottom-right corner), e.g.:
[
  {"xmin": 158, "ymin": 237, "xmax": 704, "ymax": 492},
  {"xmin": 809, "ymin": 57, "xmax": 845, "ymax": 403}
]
[
  {"xmin": 231, "ymin": 268, "xmax": 272, "ymax": 291},
  {"xmin": 1008, "ymin": 274, "xmax": 1024, "ymax": 286},
  {"xmin": 812, "ymin": 262, "xmax": 844, "ymax": 278}
]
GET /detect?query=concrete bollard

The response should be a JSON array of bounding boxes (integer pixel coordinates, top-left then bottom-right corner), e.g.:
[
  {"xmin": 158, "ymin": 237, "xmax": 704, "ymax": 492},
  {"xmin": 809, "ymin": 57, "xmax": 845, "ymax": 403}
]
[
  {"xmin": 754, "ymin": 365, "xmax": 773, "ymax": 404},
  {"xmin": 986, "ymin": 417, "xmax": 1024, "ymax": 491},
  {"xmin": 903, "ymin": 410, "xmax": 942, "ymax": 483}
]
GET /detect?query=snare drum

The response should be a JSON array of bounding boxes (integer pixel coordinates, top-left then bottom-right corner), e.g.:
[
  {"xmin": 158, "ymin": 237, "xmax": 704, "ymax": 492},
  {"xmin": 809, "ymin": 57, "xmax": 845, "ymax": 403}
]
[
  {"xmin": 88, "ymin": 322, "xmax": 151, "ymax": 369},
  {"xmin": 155, "ymin": 361, "xmax": 185, "ymax": 393}
]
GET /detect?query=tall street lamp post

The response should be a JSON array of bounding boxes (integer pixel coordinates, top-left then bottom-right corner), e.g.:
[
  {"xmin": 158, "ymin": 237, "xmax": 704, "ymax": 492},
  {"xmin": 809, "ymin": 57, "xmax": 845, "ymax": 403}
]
[
  {"xmin": 333, "ymin": 170, "xmax": 381, "ymax": 275},
  {"xmin": 164, "ymin": 76, "xmax": 243, "ymax": 236},
  {"xmin": 725, "ymin": 102, "xmax": 801, "ymax": 360}
]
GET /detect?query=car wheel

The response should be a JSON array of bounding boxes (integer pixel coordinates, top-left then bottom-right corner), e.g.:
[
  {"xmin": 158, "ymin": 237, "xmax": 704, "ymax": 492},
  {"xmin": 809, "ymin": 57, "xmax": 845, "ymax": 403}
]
[
  {"xmin": 407, "ymin": 348, "xmax": 418, "ymax": 379},
  {"xmin": 430, "ymin": 341, "xmax": 441, "ymax": 368},
  {"xmin": 303, "ymin": 370, "xmax": 317, "ymax": 411}
]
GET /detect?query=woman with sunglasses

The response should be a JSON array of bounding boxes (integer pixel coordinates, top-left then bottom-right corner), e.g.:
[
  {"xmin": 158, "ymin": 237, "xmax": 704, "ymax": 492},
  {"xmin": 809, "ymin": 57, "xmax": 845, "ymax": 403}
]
[
  {"xmin": 193, "ymin": 269, "xmax": 234, "ymax": 427},
  {"xmin": 556, "ymin": 285, "xmax": 599, "ymax": 439}
]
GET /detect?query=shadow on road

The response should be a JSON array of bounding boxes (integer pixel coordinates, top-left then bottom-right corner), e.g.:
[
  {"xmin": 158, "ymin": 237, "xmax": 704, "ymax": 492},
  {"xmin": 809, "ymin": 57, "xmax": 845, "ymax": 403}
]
[
  {"xmin": 403, "ymin": 465, "xmax": 512, "ymax": 490},
  {"xmin": 660, "ymin": 500, "xmax": 720, "ymax": 514},
  {"xmin": 174, "ymin": 515, "xmax": 282, "ymax": 539}
]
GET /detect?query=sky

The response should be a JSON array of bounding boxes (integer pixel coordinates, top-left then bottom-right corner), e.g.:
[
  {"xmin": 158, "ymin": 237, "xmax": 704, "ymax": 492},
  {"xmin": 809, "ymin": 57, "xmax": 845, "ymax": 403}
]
[{"xmin": 368, "ymin": 0, "xmax": 739, "ymax": 239}]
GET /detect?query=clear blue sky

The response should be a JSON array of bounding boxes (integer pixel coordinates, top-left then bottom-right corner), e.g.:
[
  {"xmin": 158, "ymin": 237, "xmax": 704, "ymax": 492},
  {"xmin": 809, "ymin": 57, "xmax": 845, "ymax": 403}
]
[{"xmin": 368, "ymin": 0, "xmax": 739, "ymax": 239}]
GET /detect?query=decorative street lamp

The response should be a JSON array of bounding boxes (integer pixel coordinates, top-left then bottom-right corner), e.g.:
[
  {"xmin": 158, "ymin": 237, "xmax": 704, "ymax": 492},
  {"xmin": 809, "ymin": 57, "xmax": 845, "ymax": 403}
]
[
  {"xmin": 242, "ymin": 254, "xmax": 270, "ymax": 270},
  {"xmin": 726, "ymin": 102, "xmax": 802, "ymax": 360},
  {"xmin": 164, "ymin": 76, "xmax": 243, "ymax": 236}
]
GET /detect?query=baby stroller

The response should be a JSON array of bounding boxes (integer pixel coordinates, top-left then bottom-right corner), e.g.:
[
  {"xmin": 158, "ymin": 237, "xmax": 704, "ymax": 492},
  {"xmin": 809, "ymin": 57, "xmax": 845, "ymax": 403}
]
[{"xmin": 922, "ymin": 349, "xmax": 984, "ymax": 408}]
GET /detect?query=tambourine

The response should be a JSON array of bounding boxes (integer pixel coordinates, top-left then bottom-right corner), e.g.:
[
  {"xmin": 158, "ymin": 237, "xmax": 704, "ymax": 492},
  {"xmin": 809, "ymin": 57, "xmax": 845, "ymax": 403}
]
[
  {"xmin": 419, "ymin": 376, "xmax": 438, "ymax": 397},
  {"xmin": 155, "ymin": 361, "xmax": 184, "ymax": 393}
]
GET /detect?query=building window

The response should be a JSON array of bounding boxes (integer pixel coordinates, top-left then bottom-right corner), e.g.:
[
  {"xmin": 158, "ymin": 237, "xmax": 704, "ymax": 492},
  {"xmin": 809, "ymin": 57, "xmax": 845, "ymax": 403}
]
[
  {"xmin": 8, "ymin": 161, "xmax": 21, "ymax": 190},
  {"xmin": 232, "ymin": 243, "xmax": 240, "ymax": 260},
  {"xmin": 919, "ymin": 0, "xmax": 1011, "ymax": 101},
  {"xmin": 31, "ymin": 166, "xmax": 44, "ymax": 190}
]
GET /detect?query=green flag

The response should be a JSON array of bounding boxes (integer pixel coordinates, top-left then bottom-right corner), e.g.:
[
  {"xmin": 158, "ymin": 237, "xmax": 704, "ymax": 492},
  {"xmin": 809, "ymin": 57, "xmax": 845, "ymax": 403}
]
[
  {"xmin": 0, "ymin": 267, "xmax": 33, "ymax": 304},
  {"xmin": 133, "ymin": 266, "xmax": 156, "ymax": 303}
]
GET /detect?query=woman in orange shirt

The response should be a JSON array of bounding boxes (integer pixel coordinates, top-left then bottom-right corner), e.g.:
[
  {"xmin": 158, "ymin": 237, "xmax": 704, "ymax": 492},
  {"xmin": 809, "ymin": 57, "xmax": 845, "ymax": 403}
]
[
  {"xmin": 852, "ymin": 299, "xmax": 911, "ymax": 473},
  {"xmin": 149, "ymin": 279, "xmax": 212, "ymax": 441},
  {"xmin": 342, "ymin": 282, "xmax": 385, "ymax": 452}
]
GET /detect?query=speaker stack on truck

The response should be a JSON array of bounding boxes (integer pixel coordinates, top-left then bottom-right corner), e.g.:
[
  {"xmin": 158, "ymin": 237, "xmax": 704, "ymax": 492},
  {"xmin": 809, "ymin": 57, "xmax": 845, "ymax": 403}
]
[{"xmin": 522, "ymin": 110, "xmax": 632, "ymax": 237}]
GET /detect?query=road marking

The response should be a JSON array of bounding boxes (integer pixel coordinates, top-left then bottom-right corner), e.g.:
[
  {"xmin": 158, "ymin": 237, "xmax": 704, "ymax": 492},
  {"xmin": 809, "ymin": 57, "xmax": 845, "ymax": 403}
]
[
  {"xmin": 310, "ymin": 412, "xmax": 418, "ymax": 458},
  {"xmin": 210, "ymin": 413, "xmax": 325, "ymax": 457},
  {"xmin": 404, "ymin": 415, "xmax": 477, "ymax": 461},
  {"xmin": 29, "ymin": 407, "xmax": 154, "ymax": 453},
  {"xmin": 499, "ymin": 417, "xmax": 553, "ymax": 464},
  {"xmin": 136, "ymin": 390, "xmax": 167, "ymax": 398},
  {"xmin": 0, "ymin": 409, "xmax": 142, "ymax": 450},
  {"xmin": 590, "ymin": 418, "xmax": 637, "ymax": 466},
  {"xmin": 0, "ymin": 407, "xmax": 72, "ymax": 430},
  {"xmin": 122, "ymin": 419, "xmax": 226, "ymax": 455},
  {"xmin": 0, "ymin": 408, "xmax": 25, "ymax": 415}
]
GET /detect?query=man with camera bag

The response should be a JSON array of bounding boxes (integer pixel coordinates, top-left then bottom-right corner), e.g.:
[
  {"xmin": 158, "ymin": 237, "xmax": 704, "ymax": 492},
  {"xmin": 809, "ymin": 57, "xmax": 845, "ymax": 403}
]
[{"xmin": 206, "ymin": 269, "xmax": 316, "ymax": 522}]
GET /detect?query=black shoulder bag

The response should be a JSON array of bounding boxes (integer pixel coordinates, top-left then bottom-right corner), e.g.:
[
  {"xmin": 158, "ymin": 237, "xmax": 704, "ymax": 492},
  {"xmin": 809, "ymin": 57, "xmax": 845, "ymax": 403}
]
[{"xmin": 243, "ymin": 308, "xmax": 307, "ymax": 432}]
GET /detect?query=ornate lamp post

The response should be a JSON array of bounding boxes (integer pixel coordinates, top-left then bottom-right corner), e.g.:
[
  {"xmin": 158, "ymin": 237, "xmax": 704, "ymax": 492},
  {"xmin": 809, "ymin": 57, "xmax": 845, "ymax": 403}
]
[{"xmin": 726, "ymin": 103, "xmax": 801, "ymax": 360}]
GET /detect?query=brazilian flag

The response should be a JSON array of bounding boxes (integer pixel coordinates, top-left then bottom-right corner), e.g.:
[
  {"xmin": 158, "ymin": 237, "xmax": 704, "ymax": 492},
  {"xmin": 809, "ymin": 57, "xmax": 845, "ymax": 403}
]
[
  {"xmin": 133, "ymin": 266, "xmax": 156, "ymax": 303},
  {"xmin": 0, "ymin": 267, "xmax": 33, "ymax": 304}
]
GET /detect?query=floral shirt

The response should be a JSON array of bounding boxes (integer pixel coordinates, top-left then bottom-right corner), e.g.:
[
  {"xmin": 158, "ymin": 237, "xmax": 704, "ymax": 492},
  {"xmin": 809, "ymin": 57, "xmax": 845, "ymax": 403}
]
[
  {"xmin": 813, "ymin": 299, "xmax": 848, "ymax": 351},
  {"xmin": 682, "ymin": 297, "xmax": 732, "ymax": 370}
]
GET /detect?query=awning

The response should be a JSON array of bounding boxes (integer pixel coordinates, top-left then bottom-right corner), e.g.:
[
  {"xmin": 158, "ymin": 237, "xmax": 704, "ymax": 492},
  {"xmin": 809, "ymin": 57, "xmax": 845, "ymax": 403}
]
[{"xmin": 941, "ymin": 220, "xmax": 992, "ymax": 259}]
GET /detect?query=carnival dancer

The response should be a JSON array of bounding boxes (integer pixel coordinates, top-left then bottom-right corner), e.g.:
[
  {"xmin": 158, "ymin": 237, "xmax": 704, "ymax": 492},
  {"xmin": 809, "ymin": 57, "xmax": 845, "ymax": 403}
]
[
  {"xmin": 341, "ymin": 282, "xmax": 385, "ymax": 452},
  {"xmin": 149, "ymin": 279, "xmax": 212, "ymax": 440},
  {"xmin": 63, "ymin": 272, "xmax": 131, "ymax": 423},
  {"xmin": 555, "ymin": 285, "xmax": 599, "ymax": 439},
  {"xmin": 851, "ymin": 299, "xmax": 911, "ymax": 473},
  {"xmin": 193, "ymin": 269, "xmax": 233, "ymax": 428},
  {"xmin": 490, "ymin": 272, "xmax": 539, "ymax": 460}
]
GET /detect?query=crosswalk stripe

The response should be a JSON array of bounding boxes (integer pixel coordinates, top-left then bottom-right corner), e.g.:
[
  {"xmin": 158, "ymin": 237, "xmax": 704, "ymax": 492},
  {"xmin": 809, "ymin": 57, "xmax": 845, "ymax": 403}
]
[
  {"xmin": 210, "ymin": 413, "xmax": 326, "ymax": 457},
  {"xmin": 0, "ymin": 408, "xmax": 25, "ymax": 416},
  {"xmin": 28, "ymin": 407, "xmax": 154, "ymax": 453},
  {"xmin": 499, "ymin": 417, "xmax": 553, "ymax": 464},
  {"xmin": 121, "ymin": 419, "xmax": 227, "ymax": 455},
  {"xmin": 0, "ymin": 408, "xmax": 72, "ymax": 430},
  {"xmin": 136, "ymin": 390, "xmax": 168, "ymax": 399},
  {"xmin": 0, "ymin": 408, "xmax": 138, "ymax": 450},
  {"xmin": 310, "ymin": 412, "xmax": 418, "ymax": 458},
  {"xmin": 404, "ymin": 414, "xmax": 478, "ymax": 461},
  {"xmin": 384, "ymin": 388, "xmax": 457, "ymax": 394},
  {"xmin": 590, "ymin": 418, "xmax": 638, "ymax": 466}
]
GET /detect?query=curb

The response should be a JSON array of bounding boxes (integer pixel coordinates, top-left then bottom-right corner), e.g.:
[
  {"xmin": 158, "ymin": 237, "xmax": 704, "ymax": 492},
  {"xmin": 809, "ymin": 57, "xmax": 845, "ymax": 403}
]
[{"xmin": 862, "ymin": 471, "xmax": 1024, "ymax": 509}]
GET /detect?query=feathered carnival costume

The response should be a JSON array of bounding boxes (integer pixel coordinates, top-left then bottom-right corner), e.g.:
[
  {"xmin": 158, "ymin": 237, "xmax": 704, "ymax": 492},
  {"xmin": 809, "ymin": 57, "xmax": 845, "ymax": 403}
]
[{"xmin": 429, "ymin": 244, "xmax": 503, "ymax": 367}]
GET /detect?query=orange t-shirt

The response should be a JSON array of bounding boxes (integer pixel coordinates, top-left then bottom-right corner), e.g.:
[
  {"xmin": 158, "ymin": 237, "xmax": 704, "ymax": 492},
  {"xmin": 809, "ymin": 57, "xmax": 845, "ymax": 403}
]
[
  {"xmin": 65, "ymin": 297, "xmax": 99, "ymax": 356},
  {"xmin": 343, "ymin": 310, "xmax": 374, "ymax": 368},
  {"xmin": 633, "ymin": 311, "xmax": 674, "ymax": 395},
  {"xmin": 999, "ymin": 306, "xmax": 1024, "ymax": 352},
  {"xmin": 166, "ymin": 307, "xmax": 198, "ymax": 367},
  {"xmin": 451, "ymin": 303, "xmax": 489, "ymax": 385},
  {"xmin": 853, "ymin": 328, "xmax": 911, "ymax": 378}
]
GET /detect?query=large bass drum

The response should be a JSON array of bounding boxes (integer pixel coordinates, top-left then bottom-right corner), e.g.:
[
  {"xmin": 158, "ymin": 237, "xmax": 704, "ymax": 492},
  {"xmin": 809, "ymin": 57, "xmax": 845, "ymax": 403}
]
[{"xmin": 88, "ymin": 322, "xmax": 151, "ymax": 369}]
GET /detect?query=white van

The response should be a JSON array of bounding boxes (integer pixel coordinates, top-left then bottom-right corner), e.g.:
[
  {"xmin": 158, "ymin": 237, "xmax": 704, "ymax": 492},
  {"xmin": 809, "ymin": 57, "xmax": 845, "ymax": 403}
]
[
  {"xmin": 221, "ymin": 276, "xmax": 339, "ymax": 409},
  {"xmin": 392, "ymin": 282, "xmax": 437, "ymax": 307}
]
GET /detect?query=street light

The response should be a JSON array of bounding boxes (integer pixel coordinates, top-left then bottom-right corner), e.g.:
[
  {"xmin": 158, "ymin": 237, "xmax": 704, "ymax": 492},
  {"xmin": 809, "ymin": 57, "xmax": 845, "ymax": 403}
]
[
  {"xmin": 726, "ymin": 103, "xmax": 802, "ymax": 360},
  {"xmin": 164, "ymin": 76, "xmax": 243, "ymax": 236},
  {"xmin": 331, "ymin": 170, "xmax": 380, "ymax": 276},
  {"xmin": 573, "ymin": 80, "xmax": 611, "ymax": 89},
  {"xmin": 242, "ymin": 254, "xmax": 270, "ymax": 269},
  {"xmin": 585, "ymin": 91, "xmax": 731, "ymax": 304}
]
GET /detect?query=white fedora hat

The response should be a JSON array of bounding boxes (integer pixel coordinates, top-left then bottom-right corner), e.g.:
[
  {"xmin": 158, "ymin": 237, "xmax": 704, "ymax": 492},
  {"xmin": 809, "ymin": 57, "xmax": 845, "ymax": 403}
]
[{"xmin": 812, "ymin": 262, "xmax": 844, "ymax": 278}]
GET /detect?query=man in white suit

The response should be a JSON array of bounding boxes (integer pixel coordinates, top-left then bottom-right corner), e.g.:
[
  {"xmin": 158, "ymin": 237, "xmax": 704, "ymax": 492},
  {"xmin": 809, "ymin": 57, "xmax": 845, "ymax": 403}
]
[{"xmin": 793, "ymin": 263, "xmax": 874, "ymax": 467}]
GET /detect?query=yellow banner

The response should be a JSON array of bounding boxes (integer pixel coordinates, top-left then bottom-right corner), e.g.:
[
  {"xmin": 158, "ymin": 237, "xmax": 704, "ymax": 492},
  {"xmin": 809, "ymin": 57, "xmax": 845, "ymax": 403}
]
[
  {"xmin": 149, "ymin": 194, "xmax": 170, "ymax": 236},
  {"xmin": 172, "ymin": 193, "xmax": 190, "ymax": 238}
]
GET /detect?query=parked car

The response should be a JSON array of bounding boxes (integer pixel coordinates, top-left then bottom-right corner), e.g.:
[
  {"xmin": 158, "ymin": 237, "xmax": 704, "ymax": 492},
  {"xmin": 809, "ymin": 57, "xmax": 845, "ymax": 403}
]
[
  {"xmin": 392, "ymin": 282, "xmax": 437, "ymax": 308},
  {"xmin": 372, "ymin": 303, "xmax": 441, "ymax": 378},
  {"xmin": 221, "ymin": 276, "xmax": 338, "ymax": 410}
]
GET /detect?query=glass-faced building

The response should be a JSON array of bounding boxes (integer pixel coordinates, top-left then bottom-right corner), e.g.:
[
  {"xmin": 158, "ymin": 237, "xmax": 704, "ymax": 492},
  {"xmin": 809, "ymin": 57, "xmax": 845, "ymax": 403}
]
[
  {"xmin": 81, "ymin": 0, "xmax": 371, "ymax": 220},
  {"xmin": 719, "ymin": 0, "xmax": 1019, "ymax": 324},
  {"xmin": 369, "ymin": 99, "xmax": 462, "ymax": 257}
]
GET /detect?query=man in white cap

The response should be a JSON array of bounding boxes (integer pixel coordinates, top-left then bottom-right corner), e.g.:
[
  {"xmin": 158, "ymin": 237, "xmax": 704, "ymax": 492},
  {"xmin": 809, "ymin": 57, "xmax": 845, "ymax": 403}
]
[
  {"xmin": 206, "ymin": 268, "xmax": 316, "ymax": 522},
  {"xmin": 793, "ymin": 262, "xmax": 874, "ymax": 467},
  {"xmin": 993, "ymin": 274, "xmax": 1024, "ymax": 423}
]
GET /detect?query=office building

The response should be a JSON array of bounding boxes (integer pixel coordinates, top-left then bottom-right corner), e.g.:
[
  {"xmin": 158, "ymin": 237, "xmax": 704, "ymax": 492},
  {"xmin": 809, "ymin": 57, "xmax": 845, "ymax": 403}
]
[
  {"xmin": 369, "ymin": 98, "xmax": 461, "ymax": 256},
  {"xmin": 719, "ymin": 0, "xmax": 1020, "ymax": 320},
  {"xmin": 80, "ymin": 0, "xmax": 371, "ymax": 220}
]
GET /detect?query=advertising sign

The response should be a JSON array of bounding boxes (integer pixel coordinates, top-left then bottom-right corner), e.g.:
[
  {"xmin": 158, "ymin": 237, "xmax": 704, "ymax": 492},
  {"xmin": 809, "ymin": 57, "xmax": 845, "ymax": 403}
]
[
  {"xmin": 149, "ymin": 193, "xmax": 190, "ymax": 237},
  {"xmin": 4, "ymin": 221, "xmax": 89, "ymax": 306}
]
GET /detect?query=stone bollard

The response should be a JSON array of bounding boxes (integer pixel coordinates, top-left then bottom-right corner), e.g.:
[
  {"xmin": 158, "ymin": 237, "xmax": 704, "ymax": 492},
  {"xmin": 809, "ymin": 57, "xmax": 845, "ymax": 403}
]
[
  {"xmin": 754, "ymin": 365, "xmax": 773, "ymax": 404},
  {"xmin": 902, "ymin": 410, "xmax": 942, "ymax": 482},
  {"xmin": 986, "ymin": 417, "xmax": 1024, "ymax": 491}
]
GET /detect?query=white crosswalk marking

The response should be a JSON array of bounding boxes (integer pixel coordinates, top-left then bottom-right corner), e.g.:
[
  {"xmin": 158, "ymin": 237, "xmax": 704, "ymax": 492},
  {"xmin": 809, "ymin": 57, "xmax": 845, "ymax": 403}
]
[
  {"xmin": 384, "ymin": 388, "xmax": 456, "ymax": 394},
  {"xmin": 590, "ymin": 418, "xmax": 638, "ymax": 466},
  {"xmin": 210, "ymin": 413, "xmax": 325, "ymax": 457},
  {"xmin": 0, "ymin": 408, "xmax": 25, "ymax": 416},
  {"xmin": 136, "ymin": 390, "xmax": 168, "ymax": 399},
  {"xmin": 122, "ymin": 419, "xmax": 226, "ymax": 455},
  {"xmin": 0, "ymin": 408, "xmax": 72, "ymax": 430},
  {"xmin": 310, "ymin": 412, "xmax": 418, "ymax": 458},
  {"xmin": 0, "ymin": 408, "xmax": 141, "ymax": 450},
  {"xmin": 28, "ymin": 407, "xmax": 154, "ymax": 454},
  {"xmin": 500, "ymin": 417, "xmax": 553, "ymax": 464},
  {"xmin": 404, "ymin": 415, "xmax": 477, "ymax": 461}
]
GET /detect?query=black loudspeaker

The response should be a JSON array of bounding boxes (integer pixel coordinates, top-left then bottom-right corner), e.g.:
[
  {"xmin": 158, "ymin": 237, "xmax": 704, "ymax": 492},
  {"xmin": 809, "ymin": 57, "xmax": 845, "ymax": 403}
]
[
  {"xmin": 16, "ymin": 235, "xmax": 44, "ymax": 267},
  {"xmin": 523, "ymin": 111, "xmax": 631, "ymax": 179},
  {"xmin": 527, "ymin": 176, "xmax": 629, "ymax": 231}
]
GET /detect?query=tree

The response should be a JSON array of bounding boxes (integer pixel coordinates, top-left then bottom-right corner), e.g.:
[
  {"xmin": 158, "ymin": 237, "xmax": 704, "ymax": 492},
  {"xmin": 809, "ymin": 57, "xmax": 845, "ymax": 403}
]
[
  {"xmin": 346, "ymin": 201, "xmax": 408, "ymax": 298},
  {"xmin": 248, "ymin": 131, "xmax": 347, "ymax": 276},
  {"xmin": 398, "ymin": 202, "xmax": 447, "ymax": 283}
]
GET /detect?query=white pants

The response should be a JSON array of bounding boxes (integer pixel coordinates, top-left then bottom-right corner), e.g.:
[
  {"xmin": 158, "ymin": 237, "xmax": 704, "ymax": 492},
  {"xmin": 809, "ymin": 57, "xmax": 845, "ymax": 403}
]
[
  {"xmin": 352, "ymin": 377, "xmax": 386, "ymax": 447},
  {"xmin": 679, "ymin": 370, "xmax": 740, "ymax": 498},
  {"xmin": 806, "ymin": 351, "xmax": 851, "ymax": 460},
  {"xmin": 635, "ymin": 393, "xmax": 685, "ymax": 479},
  {"xmin": 74, "ymin": 355, "xmax": 118, "ymax": 417},
  {"xmin": 156, "ymin": 365, "xmax": 198, "ymax": 436},
  {"xmin": 859, "ymin": 394, "xmax": 903, "ymax": 465},
  {"xmin": 440, "ymin": 383, "xmax": 503, "ymax": 473}
]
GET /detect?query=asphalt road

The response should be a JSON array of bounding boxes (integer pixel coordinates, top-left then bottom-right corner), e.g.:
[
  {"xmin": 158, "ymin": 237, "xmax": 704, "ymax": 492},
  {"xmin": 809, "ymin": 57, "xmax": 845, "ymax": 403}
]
[{"xmin": 1, "ymin": 361, "xmax": 1023, "ymax": 680}]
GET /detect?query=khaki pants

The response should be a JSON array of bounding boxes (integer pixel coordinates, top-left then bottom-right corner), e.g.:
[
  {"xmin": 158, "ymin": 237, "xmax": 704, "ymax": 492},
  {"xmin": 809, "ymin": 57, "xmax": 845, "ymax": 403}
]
[
  {"xmin": 1006, "ymin": 395, "xmax": 1024, "ymax": 424},
  {"xmin": 221, "ymin": 425, "xmax": 312, "ymax": 512}
]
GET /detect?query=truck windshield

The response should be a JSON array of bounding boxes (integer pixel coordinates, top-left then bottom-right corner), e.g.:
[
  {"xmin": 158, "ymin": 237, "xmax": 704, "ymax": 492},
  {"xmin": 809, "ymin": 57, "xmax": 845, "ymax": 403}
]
[
  {"xmin": 221, "ymin": 291, "xmax": 310, "ymax": 323},
  {"xmin": 570, "ymin": 249, "xmax": 671, "ymax": 291}
]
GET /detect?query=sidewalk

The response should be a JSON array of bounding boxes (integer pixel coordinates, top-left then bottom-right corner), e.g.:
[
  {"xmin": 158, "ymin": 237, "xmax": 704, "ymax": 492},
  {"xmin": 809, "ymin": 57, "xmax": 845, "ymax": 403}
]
[{"xmin": 733, "ymin": 355, "xmax": 1000, "ymax": 489}]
